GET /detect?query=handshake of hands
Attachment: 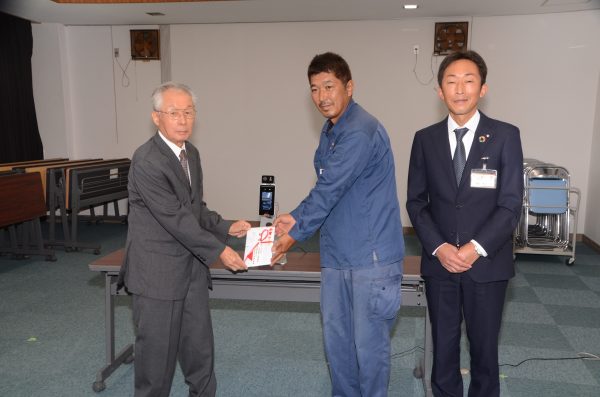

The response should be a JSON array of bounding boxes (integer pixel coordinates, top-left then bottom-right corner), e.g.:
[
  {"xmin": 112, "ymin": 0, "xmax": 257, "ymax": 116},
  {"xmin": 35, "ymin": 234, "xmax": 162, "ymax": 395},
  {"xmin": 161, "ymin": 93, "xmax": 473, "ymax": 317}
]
[{"xmin": 219, "ymin": 214, "xmax": 297, "ymax": 272}]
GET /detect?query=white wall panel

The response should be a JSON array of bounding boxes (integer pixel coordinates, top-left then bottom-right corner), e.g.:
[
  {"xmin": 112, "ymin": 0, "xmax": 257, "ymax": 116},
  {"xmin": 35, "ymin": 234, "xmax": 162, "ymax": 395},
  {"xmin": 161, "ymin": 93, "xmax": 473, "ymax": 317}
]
[{"xmin": 31, "ymin": 11, "xmax": 600, "ymax": 233}]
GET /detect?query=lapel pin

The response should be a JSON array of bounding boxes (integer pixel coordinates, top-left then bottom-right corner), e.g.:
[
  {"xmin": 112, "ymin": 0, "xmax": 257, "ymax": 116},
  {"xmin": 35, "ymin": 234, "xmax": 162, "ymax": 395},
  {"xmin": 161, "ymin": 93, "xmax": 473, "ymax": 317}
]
[{"xmin": 479, "ymin": 134, "xmax": 491, "ymax": 143}]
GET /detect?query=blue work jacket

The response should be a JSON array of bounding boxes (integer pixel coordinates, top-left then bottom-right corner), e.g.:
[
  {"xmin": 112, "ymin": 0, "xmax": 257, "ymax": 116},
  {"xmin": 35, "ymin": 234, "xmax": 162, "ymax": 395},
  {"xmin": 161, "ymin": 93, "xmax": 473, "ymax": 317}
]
[{"xmin": 289, "ymin": 100, "xmax": 404, "ymax": 269}]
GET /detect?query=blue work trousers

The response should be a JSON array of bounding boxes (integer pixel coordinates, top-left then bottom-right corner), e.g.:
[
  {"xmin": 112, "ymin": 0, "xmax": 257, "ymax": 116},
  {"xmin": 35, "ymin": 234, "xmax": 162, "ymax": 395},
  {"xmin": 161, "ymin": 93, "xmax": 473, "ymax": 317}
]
[{"xmin": 320, "ymin": 261, "xmax": 403, "ymax": 397}]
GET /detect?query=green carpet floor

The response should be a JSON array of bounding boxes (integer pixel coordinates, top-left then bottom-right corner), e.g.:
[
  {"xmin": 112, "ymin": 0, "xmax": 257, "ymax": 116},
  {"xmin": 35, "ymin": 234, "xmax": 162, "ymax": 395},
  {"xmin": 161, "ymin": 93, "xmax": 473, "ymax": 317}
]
[{"xmin": 1, "ymin": 221, "xmax": 599, "ymax": 396}]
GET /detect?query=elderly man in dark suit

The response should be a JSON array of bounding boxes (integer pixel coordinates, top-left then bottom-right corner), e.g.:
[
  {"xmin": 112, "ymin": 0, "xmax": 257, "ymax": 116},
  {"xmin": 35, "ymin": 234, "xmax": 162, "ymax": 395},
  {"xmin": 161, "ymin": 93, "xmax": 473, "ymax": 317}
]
[
  {"xmin": 407, "ymin": 51, "xmax": 523, "ymax": 397},
  {"xmin": 119, "ymin": 82, "xmax": 250, "ymax": 397}
]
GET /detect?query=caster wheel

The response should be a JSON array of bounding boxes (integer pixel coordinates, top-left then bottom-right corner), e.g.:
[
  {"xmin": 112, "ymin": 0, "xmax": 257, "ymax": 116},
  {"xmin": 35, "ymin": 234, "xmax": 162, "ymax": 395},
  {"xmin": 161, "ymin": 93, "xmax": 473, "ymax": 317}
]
[
  {"xmin": 92, "ymin": 381, "xmax": 105, "ymax": 392},
  {"xmin": 124, "ymin": 354, "xmax": 134, "ymax": 364},
  {"xmin": 94, "ymin": 249, "xmax": 101, "ymax": 255},
  {"xmin": 46, "ymin": 255, "xmax": 57, "ymax": 262},
  {"xmin": 566, "ymin": 258, "xmax": 575, "ymax": 266}
]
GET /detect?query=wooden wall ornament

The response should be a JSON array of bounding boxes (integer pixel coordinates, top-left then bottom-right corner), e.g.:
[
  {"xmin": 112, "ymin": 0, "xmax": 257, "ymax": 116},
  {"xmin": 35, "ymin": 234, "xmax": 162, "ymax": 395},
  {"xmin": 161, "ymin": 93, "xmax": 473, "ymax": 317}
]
[
  {"xmin": 130, "ymin": 29, "xmax": 160, "ymax": 60},
  {"xmin": 434, "ymin": 22, "xmax": 468, "ymax": 55}
]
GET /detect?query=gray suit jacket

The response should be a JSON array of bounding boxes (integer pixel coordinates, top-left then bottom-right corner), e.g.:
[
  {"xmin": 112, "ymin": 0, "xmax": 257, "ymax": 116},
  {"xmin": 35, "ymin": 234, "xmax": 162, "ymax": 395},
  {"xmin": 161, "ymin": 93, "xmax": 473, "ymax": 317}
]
[{"xmin": 119, "ymin": 133, "xmax": 232, "ymax": 300}]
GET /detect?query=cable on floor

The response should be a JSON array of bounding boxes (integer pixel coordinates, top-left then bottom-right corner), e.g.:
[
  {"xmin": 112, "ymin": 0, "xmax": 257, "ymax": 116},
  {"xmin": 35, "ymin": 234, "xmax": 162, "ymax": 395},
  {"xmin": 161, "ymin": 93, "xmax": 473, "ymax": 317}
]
[
  {"xmin": 499, "ymin": 352, "xmax": 600, "ymax": 368},
  {"xmin": 391, "ymin": 345, "xmax": 424, "ymax": 360}
]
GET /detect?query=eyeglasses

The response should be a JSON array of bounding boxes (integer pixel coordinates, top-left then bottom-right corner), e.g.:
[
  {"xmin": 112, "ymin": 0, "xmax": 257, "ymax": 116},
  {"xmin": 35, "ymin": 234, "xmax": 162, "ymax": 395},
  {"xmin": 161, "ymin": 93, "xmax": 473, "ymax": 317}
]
[{"xmin": 156, "ymin": 109, "xmax": 196, "ymax": 120}]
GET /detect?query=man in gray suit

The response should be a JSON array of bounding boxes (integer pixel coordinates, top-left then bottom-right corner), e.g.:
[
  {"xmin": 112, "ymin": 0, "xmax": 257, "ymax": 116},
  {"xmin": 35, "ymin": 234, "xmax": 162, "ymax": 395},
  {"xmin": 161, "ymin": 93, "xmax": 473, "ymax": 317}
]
[{"xmin": 120, "ymin": 82, "xmax": 250, "ymax": 397}]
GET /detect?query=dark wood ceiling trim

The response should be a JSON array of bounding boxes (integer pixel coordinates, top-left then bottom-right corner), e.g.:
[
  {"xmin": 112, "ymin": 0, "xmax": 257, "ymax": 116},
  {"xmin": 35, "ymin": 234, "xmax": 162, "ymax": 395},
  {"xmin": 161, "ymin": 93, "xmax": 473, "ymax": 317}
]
[{"xmin": 52, "ymin": 0, "xmax": 229, "ymax": 4}]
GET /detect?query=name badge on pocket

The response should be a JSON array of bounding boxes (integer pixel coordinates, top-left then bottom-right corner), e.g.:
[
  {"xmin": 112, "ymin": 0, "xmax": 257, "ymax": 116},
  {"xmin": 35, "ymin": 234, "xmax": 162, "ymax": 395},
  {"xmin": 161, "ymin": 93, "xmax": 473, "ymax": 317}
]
[{"xmin": 471, "ymin": 157, "xmax": 497, "ymax": 189}]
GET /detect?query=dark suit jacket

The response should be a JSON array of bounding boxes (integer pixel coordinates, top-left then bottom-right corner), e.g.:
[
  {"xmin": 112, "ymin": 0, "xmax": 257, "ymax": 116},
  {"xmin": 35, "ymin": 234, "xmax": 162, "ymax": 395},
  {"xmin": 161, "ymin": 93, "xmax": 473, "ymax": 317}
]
[
  {"xmin": 406, "ymin": 112, "xmax": 523, "ymax": 283},
  {"xmin": 120, "ymin": 133, "xmax": 232, "ymax": 300}
]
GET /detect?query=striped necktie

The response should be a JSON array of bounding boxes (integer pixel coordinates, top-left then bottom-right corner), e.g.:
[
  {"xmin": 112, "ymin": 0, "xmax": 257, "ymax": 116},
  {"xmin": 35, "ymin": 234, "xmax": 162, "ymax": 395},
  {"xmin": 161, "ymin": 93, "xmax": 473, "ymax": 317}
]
[{"xmin": 179, "ymin": 149, "xmax": 191, "ymax": 184}]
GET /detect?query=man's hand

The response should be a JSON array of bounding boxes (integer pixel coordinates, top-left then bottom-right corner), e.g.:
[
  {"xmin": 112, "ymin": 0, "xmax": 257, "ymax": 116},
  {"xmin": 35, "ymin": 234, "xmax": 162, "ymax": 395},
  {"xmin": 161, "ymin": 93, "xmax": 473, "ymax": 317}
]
[
  {"xmin": 228, "ymin": 220, "xmax": 251, "ymax": 238},
  {"xmin": 219, "ymin": 246, "xmax": 247, "ymax": 272},
  {"xmin": 436, "ymin": 243, "xmax": 472, "ymax": 273},
  {"xmin": 271, "ymin": 233, "xmax": 296, "ymax": 265},
  {"xmin": 273, "ymin": 214, "xmax": 296, "ymax": 236},
  {"xmin": 457, "ymin": 242, "xmax": 480, "ymax": 266}
]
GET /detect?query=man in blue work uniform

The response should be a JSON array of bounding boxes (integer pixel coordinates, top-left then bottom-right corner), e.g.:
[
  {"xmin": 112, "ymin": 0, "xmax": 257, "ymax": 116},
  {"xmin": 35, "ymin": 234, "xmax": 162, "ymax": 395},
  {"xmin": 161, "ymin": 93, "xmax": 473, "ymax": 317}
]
[{"xmin": 272, "ymin": 52, "xmax": 404, "ymax": 397}]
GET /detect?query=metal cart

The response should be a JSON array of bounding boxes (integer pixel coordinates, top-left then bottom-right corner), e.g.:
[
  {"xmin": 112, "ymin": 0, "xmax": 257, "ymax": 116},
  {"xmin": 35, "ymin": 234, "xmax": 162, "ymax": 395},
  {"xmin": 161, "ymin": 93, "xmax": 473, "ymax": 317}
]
[{"xmin": 513, "ymin": 158, "xmax": 581, "ymax": 265}]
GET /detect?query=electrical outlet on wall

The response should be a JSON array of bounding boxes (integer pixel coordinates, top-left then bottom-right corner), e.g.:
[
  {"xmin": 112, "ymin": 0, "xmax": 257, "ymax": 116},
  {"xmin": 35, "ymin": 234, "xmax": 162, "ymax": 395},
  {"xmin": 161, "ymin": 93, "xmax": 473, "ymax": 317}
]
[{"xmin": 114, "ymin": 48, "xmax": 119, "ymax": 58}]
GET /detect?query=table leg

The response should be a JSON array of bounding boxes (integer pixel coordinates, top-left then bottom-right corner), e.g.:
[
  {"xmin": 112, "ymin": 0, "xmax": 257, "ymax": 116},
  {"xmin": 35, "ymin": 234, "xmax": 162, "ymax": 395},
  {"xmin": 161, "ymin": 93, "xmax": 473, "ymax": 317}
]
[
  {"xmin": 423, "ymin": 306, "xmax": 433, "ymax": 397},
  {"xmin": 92, "ymin": 273, "xmax": 133, "ymax": 393}
]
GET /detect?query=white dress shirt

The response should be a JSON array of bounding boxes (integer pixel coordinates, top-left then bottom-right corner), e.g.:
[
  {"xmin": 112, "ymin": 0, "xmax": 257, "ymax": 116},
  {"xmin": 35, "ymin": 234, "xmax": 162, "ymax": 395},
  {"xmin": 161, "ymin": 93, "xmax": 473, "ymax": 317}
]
[
  {"xmin": 433, "ymin": 111, "xmax": 488, "ymax": 257},
  {"xmin": 158, "ymin": 130, "xmax": 191, "ymax": 183}
]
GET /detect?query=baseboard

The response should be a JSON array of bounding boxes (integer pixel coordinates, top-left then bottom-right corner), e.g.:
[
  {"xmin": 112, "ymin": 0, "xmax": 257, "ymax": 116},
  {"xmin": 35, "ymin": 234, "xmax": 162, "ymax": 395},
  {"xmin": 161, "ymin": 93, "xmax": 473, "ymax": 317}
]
[
  {"xmin": 42, "ymin": 214, "xmax": 126, "ymax": 224},
  {"xmin": 403, "ymin": 228, "xmax": 600, "ymax": 253},
  {"xmin": 248, "ymin": 224, "xmax": 418, "ymax": 234},
  {"xmin": 583, "ymin": 235, "xmax": 600, "ymax": 254},
  {"xmin": 235, "ymin": 223, "xmax": 600, "ymax": 254}
]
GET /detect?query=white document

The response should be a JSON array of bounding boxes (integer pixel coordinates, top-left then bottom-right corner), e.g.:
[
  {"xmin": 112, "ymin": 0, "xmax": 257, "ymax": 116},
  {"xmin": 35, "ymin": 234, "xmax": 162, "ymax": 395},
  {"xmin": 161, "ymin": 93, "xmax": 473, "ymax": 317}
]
[{"xmin": 243, "ymin": 226, "xmax": 275, "ymax": 267}]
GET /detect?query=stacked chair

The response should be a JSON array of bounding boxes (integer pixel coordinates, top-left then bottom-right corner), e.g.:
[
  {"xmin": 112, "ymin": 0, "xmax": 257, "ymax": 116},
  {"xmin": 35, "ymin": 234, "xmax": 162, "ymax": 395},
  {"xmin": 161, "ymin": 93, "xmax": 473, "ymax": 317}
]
[{"xmin": 513, "ymin": 158, "xmax": 580, "ymax": 265}]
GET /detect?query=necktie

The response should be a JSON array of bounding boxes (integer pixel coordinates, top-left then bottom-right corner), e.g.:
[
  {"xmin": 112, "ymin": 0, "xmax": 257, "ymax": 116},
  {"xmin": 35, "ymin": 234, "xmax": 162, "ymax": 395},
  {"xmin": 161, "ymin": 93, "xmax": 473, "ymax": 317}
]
[
  {"xmin": 179, "ymin": 149, "xmax": 191, "ymax": 184},
  {"xmin": 453, "ymin": 127, "xmax": 468, "ymax": 186}
]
